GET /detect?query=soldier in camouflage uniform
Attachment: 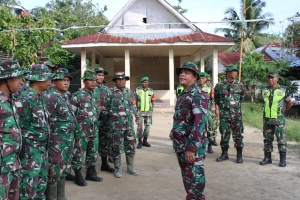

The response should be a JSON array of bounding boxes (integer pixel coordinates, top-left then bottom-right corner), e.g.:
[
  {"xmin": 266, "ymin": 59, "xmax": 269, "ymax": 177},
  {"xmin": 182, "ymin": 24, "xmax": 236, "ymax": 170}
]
[
  {"xmin": 134, "ymin": 76, "xmax": 156, "ymax": 149},
  {"xmin": 44, "ymin": 68, "xmax": 76, "ymax": 199},
  {"xmin": 260, "ymin": 71, "xmax": 292, "ymax": 167},
  {"xmin": 93, "ymin": 67, "xmax": 114, "ymax": 173},
  {"xmin": 71, "ymin": 70, "xmax": 103, "ymax": 187},
  {"xmin": 198, "ymin": 72, "xmax": 218, "ymax": 154},
  {"xmin": 169, "ymin": 62, "xmax": 208, "ymax": 200},
  {"xmin": 16, "ymin": 64, "xmax": 55, "ymax": 199},
  {"xmin": 0, "ymin": 60, "xmax": 27, "ymax": 200},
  {"xmin": 107, "ymin": 72, "xmax": 140, "ymax": 178},
  {"xmin": 214, "ymin": 65, "xmax": 245, "ymax": 163}
]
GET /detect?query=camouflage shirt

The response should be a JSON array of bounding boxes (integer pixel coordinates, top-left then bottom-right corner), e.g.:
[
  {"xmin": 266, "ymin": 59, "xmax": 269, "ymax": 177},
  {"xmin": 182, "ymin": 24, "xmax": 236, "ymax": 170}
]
[
  {"xmin": 13, "ymin": 82, "xmax": 30, "ymax": 99},
  {"xmin": 16, "ymin": 87, "xmax": 50, "ymax": 153},
  {"xmin": 107, "ymin": 86, "xmax": 139, "ymax": 130},
  {"xmin": 45, "ymin": 87, "xmax": 77, "ymax": 138},
  {"xmin": 171, "ymin": 83, "xmax": 209, "ymax": 153},
  {"xmin": 214, "ymin": 79, "xmax": 244, "ymax": 119},
  {"xmin": 93, "ymin": 84, "xmax": 112, "ymax": 123},
  {"xmin": 0, "ymin": 92, "xmax": 21, "ymax": 173},
  {"xmin": 70, "ymin": 88, "xmax": 98, "ymax": 136}
]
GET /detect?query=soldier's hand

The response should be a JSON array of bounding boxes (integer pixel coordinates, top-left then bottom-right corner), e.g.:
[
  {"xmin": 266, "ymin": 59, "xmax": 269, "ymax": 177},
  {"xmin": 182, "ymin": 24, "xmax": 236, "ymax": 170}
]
[
  {"xmin": 169, "ymin": 131, "xmax": 173, "ymax": 140},
  {"xmin": 185, "ymin": 151, "xmax": 195, "ymax": 163}
]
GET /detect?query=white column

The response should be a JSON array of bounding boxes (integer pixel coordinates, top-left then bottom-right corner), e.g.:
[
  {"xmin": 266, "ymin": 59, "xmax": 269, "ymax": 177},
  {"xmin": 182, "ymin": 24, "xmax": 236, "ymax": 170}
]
[
  {"xmin": 91, "ymin": 49, "xmax": 96, "ymax": 68},
  {"xmin": 212, "ymin": 48, "xmax": 218, "ymax": 87},
  {"xmin": 169, "ymin": 49, "xmax": 175, "ymax": 106},
  {"xmin": 125, "ymin": 49, "xmax": 130, "ymax": 88},
  {"xmin": 200, "ymin": 57, "xmax": 205, "ymax": 72},
  {"xmin": 81, "ymin": 47, "xmax": 86, "ymax": 88}
]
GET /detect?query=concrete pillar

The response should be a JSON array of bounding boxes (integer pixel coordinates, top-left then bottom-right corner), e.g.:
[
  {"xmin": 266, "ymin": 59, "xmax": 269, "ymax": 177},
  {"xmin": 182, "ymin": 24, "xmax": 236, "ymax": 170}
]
[
  {"xmin": 200, "ymin": 57, "xmax": 205, "ymax": 72},
  {"xmin": 91, "ymin": 49, "xmax": 96, "ymax": 68},
  {"xmin": 169, "ymin": 49, "xmax": 175, "ymax": 106},
  {"xmin": 81, "ymin": 47, "xmax": 86, "ymax": 88},
  {"xmin": 212, "ymin": 48, "xmax": 218, "ymax": 87},
  {"xmin": 125, "ymin": 49, "xmax": 130, "ymax": 88}
]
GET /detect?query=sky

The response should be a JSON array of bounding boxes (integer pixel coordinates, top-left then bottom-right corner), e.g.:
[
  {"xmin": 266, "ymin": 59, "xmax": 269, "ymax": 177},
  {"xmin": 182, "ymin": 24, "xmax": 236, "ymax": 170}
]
[{"xmin": 20, "ymin": 0, "xmax": 300, "ymax": 35}]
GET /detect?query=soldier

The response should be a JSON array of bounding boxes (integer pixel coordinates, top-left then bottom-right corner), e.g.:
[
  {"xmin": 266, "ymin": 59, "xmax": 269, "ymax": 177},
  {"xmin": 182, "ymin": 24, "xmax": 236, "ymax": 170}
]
[
  {"xmin": 135, "ymin": 76, "xmax": 156, "ymax": 149},
  {"xmin": 0, "ymin": 60, "xmax": 27, "ymax": 200},
  {"xmin": 206, "ymin": 76, "xmax": 212, "ymax": 87},
  {"xmin": 260, "ymin": 71, "xmax": 292, "ymax": 167},
  {"xmin": 13, "ymin": 68, "xmax": 30, "ymax": 99},
  {"xmin": 44, "ymin": 68, "xmax": 77, "ymax": 199},
  {"xmin": 198, "ymin": 72, "xmax": 218, "ymax": 153},
  {"xmin": 169, "ymin": 62, "xmax": 208, "ymax": 200},
  {"xmin": 71, "ymin": 70, "xmax": 102, "ymax": 187},
  {"xmin": 93, "ymin": 67, "xmax": 114, "ymax": 173},
  {"xmin": 214, "ymin": 65, "xmax": 245, "ymax": 163},
  {"xmin": 107, "ymin": 72, "xmax": 139, "ymax": 178},
  {"xmin": 41, "ymin": 60, "xmax": 57, "ymax": 73},
  {"xmin": 16, "ymin": 64, "xmax": 54, "ymax": 199}
]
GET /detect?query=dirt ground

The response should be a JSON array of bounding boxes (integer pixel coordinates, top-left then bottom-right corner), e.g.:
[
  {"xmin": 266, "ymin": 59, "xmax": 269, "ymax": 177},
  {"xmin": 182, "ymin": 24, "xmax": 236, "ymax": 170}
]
[{"xmin": 66, "ymin": 110, "xmax": 300, "ymax": 200}]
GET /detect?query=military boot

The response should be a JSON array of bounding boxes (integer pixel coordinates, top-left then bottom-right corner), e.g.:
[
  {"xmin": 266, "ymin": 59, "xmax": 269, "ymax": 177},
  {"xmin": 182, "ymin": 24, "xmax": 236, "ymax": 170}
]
[
  {"xmin": 126, "ymin": 154, "xmax": 139, "ymax": 176},
  {"xmin": 45, "ymin": 183, "xmax": 57, "ymax": 200},
  {"xmin": 86, "ymin": 166, "xmax": 103, "ymax": 182},
  {"xmin": 143, "ymin": 137, "xmax": 151, "ymax": 147},
  {"xmin": 137, "ymin": 138, "xmax": 143, "ymax": 149},
  {"xmin": 57, "ymin": 179, "xmax": 67, "ymax": 200},
  {"xmin": 210, "ymin": 138, "xmax": 219, "ymax": 146},
  {"xmin": 279, "ymin": 152, "xmax": 286, "ymax": 167},
  {"xmin": 113, "ymin": 157, "xmax": 122, "ymax": 178},
  {"xmin": 101, "ymin": 156, "xmax": 114, "ymax": 173},
  {"xmin": 207, "ymin": 144, "xmax": 214, "ymax": 153},
  {"xmin": 236, "ymin": 147, "xmax": 243, "ymax": 163},
  {"xmin": 74, "ymin": 168, "xmax": 87, "ymax": 186},
  {"xmin": 260, "ymin": 152, "xmax": 272, "ymax": 165},
  {"xmin": 216, "ymin": 147, "xmax": 229, "ymax": 162}
]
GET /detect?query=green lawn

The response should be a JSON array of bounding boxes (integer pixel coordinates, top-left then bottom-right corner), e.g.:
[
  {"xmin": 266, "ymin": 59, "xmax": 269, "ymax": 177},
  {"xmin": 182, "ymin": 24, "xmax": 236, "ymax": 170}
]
[{"xmin": 242, "ymin": 103, "xmax": 300, "ymax": 142}]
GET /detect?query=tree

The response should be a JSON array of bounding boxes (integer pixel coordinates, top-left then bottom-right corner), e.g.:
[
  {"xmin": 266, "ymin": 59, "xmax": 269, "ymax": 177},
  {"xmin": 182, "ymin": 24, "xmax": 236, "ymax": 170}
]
[
  {"xmin": 173, "ymin": 0, "xmax": 188, "ymax": 15},
  {"xmin": 215, "ymin": 0, "xmax": 274, "ymax": 52},
  {"xmin": 283, "ymin": 12, "xmax": 300, "ymax": 57}
]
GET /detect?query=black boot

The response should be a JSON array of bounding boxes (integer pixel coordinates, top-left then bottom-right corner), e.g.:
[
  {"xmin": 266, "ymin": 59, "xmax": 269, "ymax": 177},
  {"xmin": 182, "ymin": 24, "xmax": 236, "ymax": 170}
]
[
  {"xmin": 137, "ymin": 138, "xmax": 143, "ymax": 149},
  {"xmin": 86, "ymin": 166, "xmax": 103, "ymax": 182},
  {"xmin": 236, "ymin": 147, "xmax": 243, "ymax": 163},
  {"xmin": 101, "ymin": 156, "xmax": 114, "ymax": 173},
  {"xmin": 279, "ymin": 152, "xmax": 286, "ymax": 167},
  {"xmin": 216, "ymin": 147, "xmax": 229, "ymax": 162},
  {"xmin": 207, "ymin": 144, "xmax": 214, "ymax": 153},
  {"xmin": 260, "ymin": 152, "xmax": 272, "ymax": 165},
  {"xmin": 210, "ymin": 138, "xmax": 218, "ymax": 146},
  {"xmin": 143, "ymin": 137, "xmax": 151, "ymax": 147},
  {"xmin": 74, "ymin": 168, "xmax": 87, "ymax": 187}
]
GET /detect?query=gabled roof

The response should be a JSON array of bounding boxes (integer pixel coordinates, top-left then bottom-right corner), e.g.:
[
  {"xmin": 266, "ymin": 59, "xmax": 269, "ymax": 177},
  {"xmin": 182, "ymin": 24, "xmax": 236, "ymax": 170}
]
[
  {"xmin": 218, "ymin": 52, "xmax": 240, "ymax": 66},
  {"xmin": 61, "ymin": 31, "xmax": 233, "ymax": 46},
  {"xmin": 102, "ymin": 0, "xmax": 200, "ymax": 33}
]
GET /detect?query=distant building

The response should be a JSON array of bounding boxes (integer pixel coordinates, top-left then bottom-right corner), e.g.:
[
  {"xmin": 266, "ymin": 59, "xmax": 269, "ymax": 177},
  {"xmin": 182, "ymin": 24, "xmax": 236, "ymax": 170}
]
[{"xmin": 207, "ymin": 52, "xmax": 240, "ymax": 74}]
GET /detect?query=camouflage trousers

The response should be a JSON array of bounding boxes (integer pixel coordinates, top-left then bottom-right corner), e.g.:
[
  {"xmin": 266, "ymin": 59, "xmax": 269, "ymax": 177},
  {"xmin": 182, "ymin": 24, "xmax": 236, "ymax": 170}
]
[
  {"xmin": 219, "ymin": 117, "xmax": 244, "ymax": 148},
  {"xmin": 0, "ymin": 170, "xmax": 19, "ymax": 200},
  {"xmin": 136, "ymin": 115, "xmax": 152, "ymax": 139},
  {"xmin": 72, "ymin": 135, "xmax": 99, "ymax": 170},
  {"xmin": 20, "ymin": 144, "xmax": 49, "ymax": 200},
  {"xmin": 98, "ymin": 123, "xmax": 111, "ymax": 157},
  {"xmin": 48, "ymin": 133, "xmax": 74, "ymax": 185},
  {"xmin": 206, "ymin": 111, "xmax": 218, "ymax": 143},
  {"xmin": 263, "ymin": 117, "xmax": 287, "ymax": 152},
  {"xmin": 176, "ymin": 152, "xmax": 206, "ymax": 200},
  {"xmin": 111, "ymin": 130, "xmax": 135, "ymax": 159}
]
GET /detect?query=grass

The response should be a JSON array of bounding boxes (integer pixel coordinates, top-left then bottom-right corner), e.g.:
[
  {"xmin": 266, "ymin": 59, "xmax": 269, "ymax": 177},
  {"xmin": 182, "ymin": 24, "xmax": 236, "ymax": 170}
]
[{"xmin": 242, "ymin": 102, "xmax": 300, "ymax": 142}]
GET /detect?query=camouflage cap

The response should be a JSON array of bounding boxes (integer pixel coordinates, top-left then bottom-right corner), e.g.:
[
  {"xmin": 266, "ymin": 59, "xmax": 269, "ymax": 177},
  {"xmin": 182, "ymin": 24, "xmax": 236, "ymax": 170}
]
[
  {"xmin": 94, "ymin": 67, "xmax": 108, "ymax": 75},
  {"xmin": 267, "ymin": 71, "xmax": 279, "ymax": 78},
  {"xmin": 176, "ymin": 62, "xmax": 199, "ymax": 79},
  {"xmin": 0, "ymin": 60, "xmax": 27, "ymax": 79},
  {"xmin": 140, "ymin": 76, "xmax": 149, "ymax": 83},
  {"xmin": 199, "ymin": 72, "xmax": 208, "ymax": 78},
  {"xmin": 82, "ymin": 70, "xmax": 97, "ymax": 81},
  {"xmin": 111, "ymin": 71, "xmax": 130, "ymax": 81},
  {"xmin": 224, "ymin": 65, "xmax": 238, "ymax": 72},
  {"xmin": 42, "ymin": 60, "xmax": 56, "ymax": 68},
  {"xmin": 53, "ymin": 68, "xmax": 73, "ymax": 81},
  {"xmin": 27, "ymin": 64, "xmax": 55, "ymax": 81}
]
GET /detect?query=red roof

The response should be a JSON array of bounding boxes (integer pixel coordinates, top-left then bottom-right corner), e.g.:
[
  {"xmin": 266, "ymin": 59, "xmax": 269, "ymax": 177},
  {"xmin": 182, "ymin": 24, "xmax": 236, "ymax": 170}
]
[
  {"xmin": 61, "ymin": 31, "xmax": 233, "ymax": 45},
  {"xmin": 218, "ymin": 52, "xmax": 240, "ymax": 66}
]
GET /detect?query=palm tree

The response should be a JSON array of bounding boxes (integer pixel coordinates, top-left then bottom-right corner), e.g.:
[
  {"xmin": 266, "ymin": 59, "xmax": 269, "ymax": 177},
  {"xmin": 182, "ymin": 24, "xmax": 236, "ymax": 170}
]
[{"xmin": 215, "ymin": 0, "xmax": 274, "ymax": 52}]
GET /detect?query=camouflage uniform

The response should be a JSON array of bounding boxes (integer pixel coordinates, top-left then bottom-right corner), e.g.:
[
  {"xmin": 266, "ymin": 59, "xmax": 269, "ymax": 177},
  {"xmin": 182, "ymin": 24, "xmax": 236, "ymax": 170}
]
[
  {"xmin": 0, "ymin": 60, "xmax": 26, "ymax": 200},
  {"xmin": 16, "ymin": 64, "xmax": 54, "ymax": 199},
  {"xmin": 13, "ymin": 82, "xmax": 30, "ymax": 99},
  {"xmin": 171, "ymin": 62, "xmax": 209, "ymax": 200},
  {"xmin": 214, "ymin": 65, "xmax": 244, "ymax": 163}
]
